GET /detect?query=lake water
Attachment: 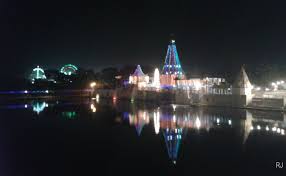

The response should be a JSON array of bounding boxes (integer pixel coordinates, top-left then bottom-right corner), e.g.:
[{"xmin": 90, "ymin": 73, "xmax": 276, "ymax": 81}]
[{"xmin": 0, "ymin": 98, "xmax": 286, "ymax": 175}]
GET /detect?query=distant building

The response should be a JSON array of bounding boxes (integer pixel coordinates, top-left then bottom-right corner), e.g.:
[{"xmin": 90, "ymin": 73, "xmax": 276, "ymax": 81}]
[{"xmin": 129, "ymin": 65, "xmax": 149, "ymax": 88}]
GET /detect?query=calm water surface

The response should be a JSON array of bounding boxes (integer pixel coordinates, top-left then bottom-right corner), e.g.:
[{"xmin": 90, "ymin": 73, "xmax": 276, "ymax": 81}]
[{"xmin": 0, "ymin": 98, "xmax": 286, "ymax": 175}]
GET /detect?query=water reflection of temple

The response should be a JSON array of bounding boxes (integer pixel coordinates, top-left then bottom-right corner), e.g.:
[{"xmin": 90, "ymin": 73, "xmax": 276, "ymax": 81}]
[
  {"xmin": 163, "ymin": 128, "xmax": 182, "ymax": 164},
  {"xmin": 122, "ymin": 105, "xmax": 286, "ymax": 164},
  {"xmin": 128, "ymin": 110, "xmax": 150, "ymax": 136}
]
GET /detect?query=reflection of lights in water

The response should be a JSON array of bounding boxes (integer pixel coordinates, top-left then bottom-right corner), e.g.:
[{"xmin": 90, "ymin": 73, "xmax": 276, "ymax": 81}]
[
  {"xmin": 32, "ymin": 102, "xmax": 47, "ymax": 114},
  {"xmin": 228, "ymin": 120, "xmax": 232, "ymax": 125},
  {"xmin": 62, "ymin": 111, "xmax": 77, "ymax": 119},
  {"xmin": 195, "ymin": 117, "xmax": 201, "ymax": 129},
  {"xmin": 153, "ymin": 110, "xmax": 160, "ymax": 134},
  {"xmin": 90, "ymin": 104, "xmax": 96, "ymax": 112},
  {"xmin": 266, "ymin": 126, "xmax": 269, "ymax": 131},
  {"xmin": 96, "ymin": 94, "xmax": 100, "ymax": 103},
  {"xmin": 173, "ymin": 114, "xmax": 176, "ymax": 123},
  {"xmin": 112, "ymin": 96, "xmax": 117, "ymax": 104}
]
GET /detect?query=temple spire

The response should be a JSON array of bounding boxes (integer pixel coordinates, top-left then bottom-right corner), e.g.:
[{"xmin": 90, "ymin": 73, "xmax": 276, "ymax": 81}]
[
  {"xmin": 162, "ymin": 40, "xmax": 184, "ymax": 77},
  {"xmin": 233, "ymin": 65, "xmax": 252, "ymax": 88}
]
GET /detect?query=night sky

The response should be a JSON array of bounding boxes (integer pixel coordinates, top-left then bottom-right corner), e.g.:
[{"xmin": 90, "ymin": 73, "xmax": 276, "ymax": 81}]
[{"xmin": 2, "ymin": 0, "xmax": 286, "ymax": 79}]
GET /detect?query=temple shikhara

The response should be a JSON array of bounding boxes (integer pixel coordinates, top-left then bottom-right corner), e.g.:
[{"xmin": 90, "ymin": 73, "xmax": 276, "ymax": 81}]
[{"xmin": 160, "ymin": 40, "xmax": 185, "ymax": 87}]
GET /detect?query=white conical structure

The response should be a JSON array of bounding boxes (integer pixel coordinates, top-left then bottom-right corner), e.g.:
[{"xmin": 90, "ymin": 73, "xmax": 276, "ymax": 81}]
[
  {"xmin": 232, "ymin": 66, "xmax": 253, "ymax": 105},
  {"xmin": 153, "ymin": 68, "xmax": 160, "ymax": 88}
]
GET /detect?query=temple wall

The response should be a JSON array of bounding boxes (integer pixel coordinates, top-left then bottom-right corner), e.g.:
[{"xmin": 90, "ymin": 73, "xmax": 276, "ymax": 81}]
[
  {"xmin": 199, "ymin": 94, "xmax": 247, "ymax": 108},
  {"xmin": 249, "ymin": 98, "xmax": 285, "ymax": 110}
]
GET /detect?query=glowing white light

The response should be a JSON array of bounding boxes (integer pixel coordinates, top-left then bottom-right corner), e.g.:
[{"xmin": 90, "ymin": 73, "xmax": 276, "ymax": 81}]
[
  {"xmin": 257, "ymin": 125, "xmax": 261, "ymax": 130},
  {"xmin": 172, "ymin": 104, "xmax": 177, "ymax": 111},
  {"xmin": 24, "ymin": 90, "xmax": 28, "ymax": 93},
  {"xmin": 266, "ymin": 126, "xmax": 269, "ymax": 131},
  {"xmin": 255, "ymin": 87, "xmax": 261, "ymax": 91},
  {"xmin": 272, "ymin": 126, "xmax": 277, "ymax": 131},
  {"xmin": 96, "ymin": 94, "xmax": 100, "ymax": 103},
  {"xmin": 92, "ymin": 108, "xmax": 96, "ymax": 112},
  {"xmin": 250, "ymin": 126, "xmax": 254, "ymax": 130},
  {"xmin": 90, "ymin": 82, "xmax": 96, "ymax": 88},
  {"xmin": 143, "ymin": 111, "xmax": 147, "ymax": 120},
  {"xmin": 153, "ymin": 68, "xmax": 160, "ymax": 88},
  {"xmin": 194, "ymin": 81, "xmax": 202, "ymax": 91},
  {"xmin": 90, "ymin": 103, "xmax": 96, "ymax": 112},
  {"xmin": 271, "ymin": 82, "xmax": 276, "ymax": 86},
  {"xmin": 195, "ymin": 117, "xmax": 201, "ymax": 129},
  {"xmin": 228, "ymin": 120, "xmax": 232, "ymax": 125},
  {"xmin": 265, "ymin": 88, "xmax": 270, "ymax": 91},
  {"xmin": 45, "ymin": 90, "xmax": 49, "ymax": 93},
  {"xmin": 281, "ymin": 129, "xmax": 285, "ymax": 135},
  {"xmin": 277, "ymin": 128, "xmax": 281, "ymax": 133},
  {"xmin": 216, "ymin": 118, "xmax": 220, "ymax": 124},
  {"xmin": 24, "ymin": 104, "xmax": 28, "ymax": 108},
  {"xmin": 173, "ymin": 114, "xmax": 176, "ymax": 123},
  {"xmin": 154, "ymin": 111, "xmax": 160, "ymax": 134},
  {"xmin": 171, "ymin": 40, "xmax": 175, "ymax": 43},
  {"xmin": 281, "ymin": 81, "xmax": 285, "ymax": 84}
]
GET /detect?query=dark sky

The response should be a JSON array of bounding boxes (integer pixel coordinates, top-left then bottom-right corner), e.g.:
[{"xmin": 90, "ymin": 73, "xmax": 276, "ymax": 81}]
[{"xmin": 1, "ymin": 0, "xmax": 286, "ymax": 78}]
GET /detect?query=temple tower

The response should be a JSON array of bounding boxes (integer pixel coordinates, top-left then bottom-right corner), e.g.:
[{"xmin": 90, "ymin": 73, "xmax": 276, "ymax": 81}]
[
  {"xmin": 232, "ymin": 66, "xmax": 253, "ymax": 104},
  {"xmin": 161, "ymin": 40, "xmax": 185, "ymax": 87}
]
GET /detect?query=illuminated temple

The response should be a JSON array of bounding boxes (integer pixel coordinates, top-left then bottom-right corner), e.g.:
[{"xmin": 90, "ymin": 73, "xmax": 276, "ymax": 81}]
[{"xmin": 160, "ymin": 40, "xmax": 185, "ymax": 87}]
